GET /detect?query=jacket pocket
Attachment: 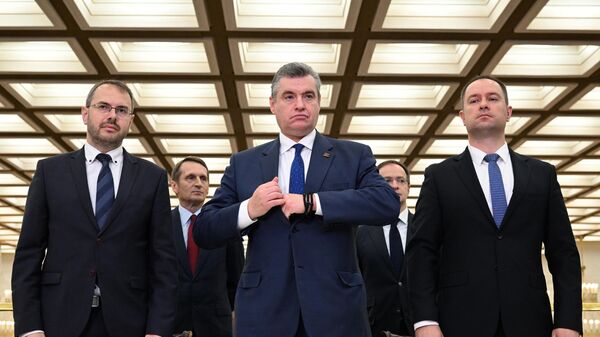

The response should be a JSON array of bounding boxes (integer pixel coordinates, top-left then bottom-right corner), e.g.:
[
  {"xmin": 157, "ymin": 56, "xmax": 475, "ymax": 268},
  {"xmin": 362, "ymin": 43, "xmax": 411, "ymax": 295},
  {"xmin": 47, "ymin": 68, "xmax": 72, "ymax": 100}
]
[
  {"xmin": 439, "ymin": 271, "xmax": 468, "ymax": 288},
  {"xmin": 41, "ymin": 272, "xmax": 61, "ymax": 285},
  {"xmin": 239, "ymin": 271, "xmax": 261, "ymax": 289},
  {"xmin": 337, "ymin": 271, "xmax": 363, "ymax": 287},
  {"xmin": 129, "ymin": 276, "xmax": 147, "ymax": 290}
]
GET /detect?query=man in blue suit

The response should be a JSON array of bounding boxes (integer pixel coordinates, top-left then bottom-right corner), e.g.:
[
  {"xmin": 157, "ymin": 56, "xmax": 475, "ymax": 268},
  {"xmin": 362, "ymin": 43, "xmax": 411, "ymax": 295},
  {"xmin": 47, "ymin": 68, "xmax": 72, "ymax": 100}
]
[{"xmin": 195, "ymin": 62, "xmax": 399, "ymax": 337}]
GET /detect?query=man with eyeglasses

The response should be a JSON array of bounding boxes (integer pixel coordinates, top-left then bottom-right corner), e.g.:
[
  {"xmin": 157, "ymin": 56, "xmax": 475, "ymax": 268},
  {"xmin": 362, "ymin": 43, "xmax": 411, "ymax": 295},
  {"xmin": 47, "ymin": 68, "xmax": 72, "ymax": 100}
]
[
  {"xmin": 357, "ymin": 160, "xmax": 414, "ymax": 337},
  {"xmin": 12, "ymin": 79, "xmax": 177, "ymax": 337}
]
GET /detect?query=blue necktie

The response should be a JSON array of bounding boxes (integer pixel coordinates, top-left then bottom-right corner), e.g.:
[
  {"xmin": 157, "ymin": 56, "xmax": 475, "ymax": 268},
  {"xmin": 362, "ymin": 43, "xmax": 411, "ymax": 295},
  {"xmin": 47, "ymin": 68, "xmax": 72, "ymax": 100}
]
[
  {"xmin": 389, "ymin": 221, "xmax": 404, "ymax": 279},
  {"xmin": 484, "ymin": 153, "xmax": 507, "ymax": 228},
  {"xmin": 96, "ymin": 153, "xmax": 114, "ymax": 230},
  {"xmin": 289, "ymin": 144, "xmax": 305, "ymax": 194}
]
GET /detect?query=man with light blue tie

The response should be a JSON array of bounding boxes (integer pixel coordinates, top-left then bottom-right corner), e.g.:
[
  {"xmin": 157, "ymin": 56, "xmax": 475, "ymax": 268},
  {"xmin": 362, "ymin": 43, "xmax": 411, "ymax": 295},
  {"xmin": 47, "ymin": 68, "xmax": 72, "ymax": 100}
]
[
  {"xmin": 407, "ymin": 76, "xmax": 582, "ymax": 337},
  {"xmin": 194, "ymin": 62, "xmax": 400, "ymax": 337}
]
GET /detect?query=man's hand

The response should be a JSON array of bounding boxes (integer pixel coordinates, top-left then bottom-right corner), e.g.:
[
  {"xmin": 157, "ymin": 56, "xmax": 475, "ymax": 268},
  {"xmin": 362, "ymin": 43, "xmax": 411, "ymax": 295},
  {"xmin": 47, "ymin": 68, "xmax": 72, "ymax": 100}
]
[
  {"xmin": 26, "ymin": 333, "xmax": 45, "ymax": 337},
  {"xmin": 415, "ymin": 325, "xmax": 444, "ymax": 337},
  {"xmin": 552, "ymin": 328, "xmax": 580, "ymax": 337},
  {"xmin": 247, "ymin": 177, "xmax": 285, "ymax": 219},
  {"xmin": 145, "ymin": 335, "xmax": 161, "ymax": 337},
  {"xmin": 282, "ymin": 194, "xmax": 305, "ymax": 218}
]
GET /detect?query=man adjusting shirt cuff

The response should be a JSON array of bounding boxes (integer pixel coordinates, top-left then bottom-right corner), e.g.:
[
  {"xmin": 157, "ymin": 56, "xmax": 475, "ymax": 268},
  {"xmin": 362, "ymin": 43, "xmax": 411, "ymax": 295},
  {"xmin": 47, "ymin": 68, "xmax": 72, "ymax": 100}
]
[{"xmin": 237, "ymin": 194, "xmax": 323, "ymax": 230}]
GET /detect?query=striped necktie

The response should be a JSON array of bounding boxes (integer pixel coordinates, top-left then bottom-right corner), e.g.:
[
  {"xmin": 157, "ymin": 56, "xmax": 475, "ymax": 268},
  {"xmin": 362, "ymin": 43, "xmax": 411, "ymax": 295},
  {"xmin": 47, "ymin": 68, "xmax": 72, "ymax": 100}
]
[{"xmin": 95, "ymin": 153, "xmax": 114, "ymax": 230}]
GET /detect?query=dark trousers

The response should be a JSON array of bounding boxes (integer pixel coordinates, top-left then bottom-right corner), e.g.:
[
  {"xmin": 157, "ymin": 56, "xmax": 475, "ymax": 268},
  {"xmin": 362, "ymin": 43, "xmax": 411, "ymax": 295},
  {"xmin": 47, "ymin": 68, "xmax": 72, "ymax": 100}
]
[
  {"xmin": 495, "ymin": 319, "xmax": 506, "ymax": 337},
  {"xmin": 80, "ymin": 307, "xmax": 109, "ymax": 337}
]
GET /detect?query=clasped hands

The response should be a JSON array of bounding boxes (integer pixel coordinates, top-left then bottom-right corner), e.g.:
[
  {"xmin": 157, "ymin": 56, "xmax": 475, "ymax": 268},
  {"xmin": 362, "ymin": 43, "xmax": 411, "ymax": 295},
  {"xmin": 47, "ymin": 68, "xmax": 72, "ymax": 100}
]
[{"xmin": 247, "ymin": 177, "xmax": 310, "ymax": 220}]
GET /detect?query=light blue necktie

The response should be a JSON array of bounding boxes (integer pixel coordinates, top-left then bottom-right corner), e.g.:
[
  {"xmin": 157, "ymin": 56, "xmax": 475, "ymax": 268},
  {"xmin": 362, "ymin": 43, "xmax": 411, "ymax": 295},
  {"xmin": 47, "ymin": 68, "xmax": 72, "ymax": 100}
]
[
  {"xmin": 95, "ymin": 153, "xmax": 114, "ymax": 230},
  {"xmin": 484, "ymin": 153, "xmax": 507, "ymax": 228},
  {"xmin": 289, "ymin": 144, "xmax": 305, "ymax": 194}
]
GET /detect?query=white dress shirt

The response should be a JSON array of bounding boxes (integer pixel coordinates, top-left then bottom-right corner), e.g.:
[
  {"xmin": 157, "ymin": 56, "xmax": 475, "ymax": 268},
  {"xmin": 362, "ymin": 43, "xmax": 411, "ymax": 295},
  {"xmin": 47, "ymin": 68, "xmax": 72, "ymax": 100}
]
[
  {"xmin": 178, "ymin": 206, "xmax": 201, "ymax": 248},
  {"xmin": 237, "ymin": 129, "xmax": 323, "ymax": 229},
  {"xmin": 84, "ymin": 143, "xmax": 124, "ymax": 213}
]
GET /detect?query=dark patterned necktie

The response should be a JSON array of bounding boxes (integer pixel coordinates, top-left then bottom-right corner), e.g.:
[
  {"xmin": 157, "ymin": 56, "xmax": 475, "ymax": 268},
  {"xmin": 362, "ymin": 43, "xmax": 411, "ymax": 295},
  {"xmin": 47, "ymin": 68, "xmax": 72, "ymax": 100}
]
[
  {"xmin": 95, "ymin": 153, "xmax": 114, "ymax": 230},
  {"xmin": 484, "ymin": 153, "xmax": 507, "ymax": 228},
  {"xmin": 289, "ymin": 144, "xmax": 305, "ymax": 194}
]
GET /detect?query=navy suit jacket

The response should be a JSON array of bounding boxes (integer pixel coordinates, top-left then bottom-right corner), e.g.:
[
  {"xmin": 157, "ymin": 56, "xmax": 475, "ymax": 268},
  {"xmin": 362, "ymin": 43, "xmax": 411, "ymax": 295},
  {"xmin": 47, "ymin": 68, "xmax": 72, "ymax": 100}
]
[
  {"xmin": 195, "ymin": 132, "xmax": 399, "ymax": 337},
  {"xmin": 12, "ymin": 148, "xmax": 177, "ymax": 337},
  {"xmin": 407, "ymin": 148, "xmax": 582, "ymax": 337},
  {"xmin": 171, "ymin": 207, "xmax": 244, "ymax": 337},
  {"xmin": 357, "ymin": 213, "xmax": 414, "ymax": 336}
]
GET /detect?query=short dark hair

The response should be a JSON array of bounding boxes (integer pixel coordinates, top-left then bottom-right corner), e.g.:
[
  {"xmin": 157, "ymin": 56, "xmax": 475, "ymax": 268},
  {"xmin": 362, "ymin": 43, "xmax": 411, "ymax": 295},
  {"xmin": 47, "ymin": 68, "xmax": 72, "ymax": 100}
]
[
  {"xmin": 271, "ymin": 62, "xmax": 321, "ymax": 99},
  {"xmin": 377, "ymin": 160, "xmax": 410, "ymax": 185},
  {"xmin": 85, "ymin": 79, "xmax": 135, "ymax": 113},
  {"xmin": 460, "ymin": 75, "xmax": 509, "ymax": 109},
  {"xmin": 172, "ymin": 156, "xmax": 209, "ymax": 183}
]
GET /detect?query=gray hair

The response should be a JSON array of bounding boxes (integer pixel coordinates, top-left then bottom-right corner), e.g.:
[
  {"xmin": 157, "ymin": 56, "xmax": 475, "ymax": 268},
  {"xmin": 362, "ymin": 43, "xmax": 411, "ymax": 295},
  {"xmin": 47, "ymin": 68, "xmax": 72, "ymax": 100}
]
[
  {"xmin": 85, "ymin": 79, "xmax": 135, "ymax": 113},
  {"xmin": 271, "ymin": 62, "xmax": 321, "ymax": 98}
]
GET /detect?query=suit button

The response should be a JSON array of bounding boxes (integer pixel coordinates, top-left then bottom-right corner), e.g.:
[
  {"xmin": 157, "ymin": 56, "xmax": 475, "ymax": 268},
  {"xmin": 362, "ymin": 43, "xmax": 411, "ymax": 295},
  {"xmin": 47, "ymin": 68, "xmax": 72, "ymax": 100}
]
[
  {"xmin": 398, "ymin": 281, "xmax": 403, "ymax": 287},
  {"xmin": 89, "ymin": 270, "xmax": 96, "ymax": 277},
  {"xmin": 395, "ymin": 308, "xmax": 402, "ymax": 313},
  {"xmin": 497, "ymin": 235, "xmax": 503, "ymax": 240},
  {"xmin": 96, "ymin": 238, "xmax": 102, "ymax": 245}
]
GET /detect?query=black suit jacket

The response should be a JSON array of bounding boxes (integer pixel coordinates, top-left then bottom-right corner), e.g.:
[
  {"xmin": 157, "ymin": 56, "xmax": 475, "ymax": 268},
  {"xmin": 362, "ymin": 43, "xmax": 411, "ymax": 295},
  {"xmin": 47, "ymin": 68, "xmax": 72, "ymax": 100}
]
[
  {"xmin": 171, "ymin": 207, "xmax": 244, "ymax": 337},
  {"xmin": 357, "ymin": 212, "xmax": 414, "ymax": 336},
  {"xmin": 407, "ymin": 148, "xmax": 582, "ymax": 337},
  {"xmin": 12, "ymin": 148, "xmax": 177, "ymax": 337}
]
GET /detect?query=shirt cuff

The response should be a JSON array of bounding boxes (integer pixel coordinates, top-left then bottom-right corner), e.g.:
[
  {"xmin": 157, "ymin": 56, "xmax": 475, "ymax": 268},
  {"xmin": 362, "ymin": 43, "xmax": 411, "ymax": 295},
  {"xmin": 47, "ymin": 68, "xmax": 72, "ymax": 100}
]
[
  {"xmin": 21, "ymin": 331, "xmax": 45, "ymax": 337},
  {"xmin": 414, "ymin": 320, "xmax": 439, "ymax": 330},
  {"xmin": 314, "ymin": 193, "xmax": 323, "ymax": 216},
  {"xmin": 238, "ymin": 199, "xmax": 257, "ymax": 230}
]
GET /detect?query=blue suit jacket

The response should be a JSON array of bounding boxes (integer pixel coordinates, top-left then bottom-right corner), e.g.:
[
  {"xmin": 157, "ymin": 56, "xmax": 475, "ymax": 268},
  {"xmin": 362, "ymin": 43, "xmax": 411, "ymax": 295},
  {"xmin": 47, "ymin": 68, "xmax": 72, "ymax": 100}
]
[{"xmin": 195, "ymin": 132, "xmax": 399, "ymax": 337}]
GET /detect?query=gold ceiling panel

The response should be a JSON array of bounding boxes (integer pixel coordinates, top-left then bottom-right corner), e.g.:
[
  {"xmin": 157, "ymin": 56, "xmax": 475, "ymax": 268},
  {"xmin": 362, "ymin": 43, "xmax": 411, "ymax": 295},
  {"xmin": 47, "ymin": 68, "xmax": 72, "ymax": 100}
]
[{"xmin": 0, "ymin": 0, "xmax": 598, "ymax": 245}]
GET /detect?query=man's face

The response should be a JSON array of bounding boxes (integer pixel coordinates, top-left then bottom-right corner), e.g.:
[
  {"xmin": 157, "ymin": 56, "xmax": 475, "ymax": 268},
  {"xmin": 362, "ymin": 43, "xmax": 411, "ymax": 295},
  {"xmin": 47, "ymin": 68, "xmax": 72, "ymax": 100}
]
[
  {"xmin": 270, "ymin": 75, "xmax": 320, "ymax": 141},
  {"xmin": 459, "ymin": 78, "xmax": 512, "ymax": 138},
  {"xmin": 380, "ymin": 163, "xmax": 410, "ymax": 211},
  {"xmin": 171, "ymin": 161, "xmax": 209, "ymax": 209},
  {"xmin": 82, "ymin": 84, "xmax": 134, "ymax": 151}
]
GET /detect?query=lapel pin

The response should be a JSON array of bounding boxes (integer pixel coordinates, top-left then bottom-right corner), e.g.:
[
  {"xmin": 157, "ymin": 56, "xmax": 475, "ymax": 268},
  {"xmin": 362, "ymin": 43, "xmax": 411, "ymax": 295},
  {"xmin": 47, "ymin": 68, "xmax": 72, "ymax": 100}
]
[{"xmin": 323, "ymin": 152, "xmax": 331, "ymax": 158}]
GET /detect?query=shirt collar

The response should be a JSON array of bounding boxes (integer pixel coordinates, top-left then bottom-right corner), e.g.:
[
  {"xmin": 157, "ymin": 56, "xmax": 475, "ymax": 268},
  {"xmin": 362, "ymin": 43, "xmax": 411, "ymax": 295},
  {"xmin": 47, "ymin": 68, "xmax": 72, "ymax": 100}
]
[
  {"xmin": 467, "ymin": 142, "xmax": 510, "ymax": 166},
  {"xmin": 84, "ymin": 143, "xmax": 123, "ymax": 166},
  {"xmin": 178, "ymin": 206, "xmax": 201, "ymax": 226},
  {"xmin": 398, "ymin": 207, "xmax": 409, "ymax": 225},
  {"xmin": 279, "ymin": 129, "xmax": 316, "ymax": 154}
]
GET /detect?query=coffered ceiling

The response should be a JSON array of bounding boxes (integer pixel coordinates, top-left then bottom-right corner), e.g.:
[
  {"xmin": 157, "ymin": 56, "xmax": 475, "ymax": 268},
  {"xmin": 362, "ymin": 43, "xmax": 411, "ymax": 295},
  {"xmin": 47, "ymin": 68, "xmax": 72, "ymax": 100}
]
[{"xmin": 0, "ymin": 0, "xmax": 599, "ymax": 252}]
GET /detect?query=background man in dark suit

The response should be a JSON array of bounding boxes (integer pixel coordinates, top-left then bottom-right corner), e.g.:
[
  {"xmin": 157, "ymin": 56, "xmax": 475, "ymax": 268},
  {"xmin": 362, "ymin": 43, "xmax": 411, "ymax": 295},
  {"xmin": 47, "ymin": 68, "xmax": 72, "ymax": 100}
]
[
  {"xmin": 195, "ymin": 62, "xmax": 399, "ymax": 337},
  {"xmin": 12, "ymin": 80, "xmax": 177, "ymax": 337},
  {"xmin": 357, "ymin": 160, "xmax": 414, "ymax": 337},
  {"xmin": 407, "ymin": 75, "xmax": 582, "ymax": 337},
  {"xmin": 170, "ymin": 157, "xmax": 244, "ymax": 337}
]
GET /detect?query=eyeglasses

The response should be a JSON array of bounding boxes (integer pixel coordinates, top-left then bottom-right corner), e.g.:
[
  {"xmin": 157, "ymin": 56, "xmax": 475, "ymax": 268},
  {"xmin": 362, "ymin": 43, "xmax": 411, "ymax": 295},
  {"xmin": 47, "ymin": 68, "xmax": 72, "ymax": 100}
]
[
  {"xmin": 384, "ymin": 177, "xmax": 408, "ymax": 185},
  {"xmin": 89, "ymin": 103, "xmax": 133, "ymax": 117}
]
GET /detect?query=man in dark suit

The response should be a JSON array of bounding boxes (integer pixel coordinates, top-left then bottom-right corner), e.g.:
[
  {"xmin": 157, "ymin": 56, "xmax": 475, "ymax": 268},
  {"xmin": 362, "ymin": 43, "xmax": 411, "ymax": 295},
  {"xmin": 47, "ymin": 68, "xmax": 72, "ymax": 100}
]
[
  {"xmin": 194, "ymin": 62, "xmax": 399, "ymax": 337},
  {"xmin": 357, "ymin": 160, "xmax": 414, "ymax": 337},
  {"xmin": 12, "ymin": 80, "xmax": 177, "ymax": 337},
  {"xmin": 407, "ymin": 75, "xmax": 582, "ymax": 337},
  {"xmin": 170, "ymin": 157, "xmax": 244, "ymax": 337}
]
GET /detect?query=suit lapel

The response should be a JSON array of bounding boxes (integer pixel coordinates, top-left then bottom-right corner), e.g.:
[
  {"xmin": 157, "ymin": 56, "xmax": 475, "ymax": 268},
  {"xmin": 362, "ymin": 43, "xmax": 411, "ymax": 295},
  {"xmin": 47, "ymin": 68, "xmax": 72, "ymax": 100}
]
[
  {"xmin": 305, "ymin": 132, "xmax": 334, "ymax": 193},
  {"xmin": 260, "ymin": 139, "xmax": 280, "ymax": 182},
  {"xmin": 453, "ymin": 148, "xmax": 496, "ymax": 229},
  {"xmin": 194, "ymin": 245, "xmax": 211, "ymax": 279},
  {"xmin": 367, "ymin": 226, "xmax": 395, "ymax": 278},
  {"xmin": 172, "ymin": 207, "xmax": 193, "ymax": 277},
  {"xmin": 502, "ymin": 150, "xmax": 530, "ymax": 229},
  {"xmin": 69, "ymin": 148, "xmax": 96, "ymax": 228},
  {"xmin": 100, "ymin": 150, "xmax": 139, "ymax": 234}
]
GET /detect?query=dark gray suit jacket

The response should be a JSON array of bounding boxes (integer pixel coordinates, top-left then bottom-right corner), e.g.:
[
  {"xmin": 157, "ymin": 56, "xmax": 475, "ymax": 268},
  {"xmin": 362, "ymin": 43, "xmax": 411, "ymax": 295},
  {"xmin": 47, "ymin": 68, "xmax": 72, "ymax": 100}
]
[
  {"xmin": 357, "ymin": 212, "xmax": 414, "ymax": 336},
  {"xmin": 12, "ymin": 148, "xmax": 177, "ymax": 337},
  {"xmin": 171, "ymin": 207, "xmax": 244, "ymax": 337}
]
